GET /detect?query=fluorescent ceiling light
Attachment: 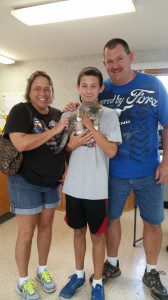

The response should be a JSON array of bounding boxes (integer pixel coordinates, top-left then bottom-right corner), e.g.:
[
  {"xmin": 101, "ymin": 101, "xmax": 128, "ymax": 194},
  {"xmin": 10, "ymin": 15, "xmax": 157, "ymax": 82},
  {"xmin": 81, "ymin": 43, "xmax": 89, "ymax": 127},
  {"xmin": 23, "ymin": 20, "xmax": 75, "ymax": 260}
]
[
  {"xmin": 0, "ymin": 54, "xmax": 15, "ymax": 64},
  {"xmin": 11, "ymin": 0, "xmax": 136, "ymax": 26}
]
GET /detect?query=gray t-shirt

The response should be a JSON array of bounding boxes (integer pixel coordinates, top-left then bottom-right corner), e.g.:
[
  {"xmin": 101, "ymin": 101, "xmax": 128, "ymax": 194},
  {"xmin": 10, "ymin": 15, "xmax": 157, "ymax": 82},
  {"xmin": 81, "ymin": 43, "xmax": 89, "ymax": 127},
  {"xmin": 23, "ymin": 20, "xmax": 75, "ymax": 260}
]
[{"xmin": 63, "ymin": 106, "xmax": 122, "ymax": 200}]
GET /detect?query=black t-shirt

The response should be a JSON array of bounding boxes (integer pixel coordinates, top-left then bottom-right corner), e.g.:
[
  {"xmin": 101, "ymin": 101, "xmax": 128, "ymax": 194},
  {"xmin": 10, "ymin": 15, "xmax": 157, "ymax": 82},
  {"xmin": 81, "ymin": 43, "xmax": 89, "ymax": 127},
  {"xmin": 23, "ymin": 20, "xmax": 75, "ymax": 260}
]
[{"xmin": 4, "ymin": 102, "xmax": 65, "ymax": 187}]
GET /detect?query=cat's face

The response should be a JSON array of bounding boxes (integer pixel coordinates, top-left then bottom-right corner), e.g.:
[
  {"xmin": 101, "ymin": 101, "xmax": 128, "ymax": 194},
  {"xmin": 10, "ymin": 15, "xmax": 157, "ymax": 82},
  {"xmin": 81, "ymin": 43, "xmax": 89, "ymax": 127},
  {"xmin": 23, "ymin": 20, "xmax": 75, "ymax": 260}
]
[
  {"xmin": 77, "ymin": 75, "xmax": 104, "ymax": 104},
  {"xmin": 81, "ymin": 103, "xmax": 99, "ymax": 120}
]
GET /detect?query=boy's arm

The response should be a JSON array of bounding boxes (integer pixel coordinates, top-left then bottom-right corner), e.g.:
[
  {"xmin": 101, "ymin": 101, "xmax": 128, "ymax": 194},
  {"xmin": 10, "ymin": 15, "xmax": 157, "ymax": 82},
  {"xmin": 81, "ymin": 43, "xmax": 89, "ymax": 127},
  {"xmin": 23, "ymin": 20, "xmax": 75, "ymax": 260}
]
[{"xmin": 82, "ymin": 112, "xmax": 118, "ymax": 158}]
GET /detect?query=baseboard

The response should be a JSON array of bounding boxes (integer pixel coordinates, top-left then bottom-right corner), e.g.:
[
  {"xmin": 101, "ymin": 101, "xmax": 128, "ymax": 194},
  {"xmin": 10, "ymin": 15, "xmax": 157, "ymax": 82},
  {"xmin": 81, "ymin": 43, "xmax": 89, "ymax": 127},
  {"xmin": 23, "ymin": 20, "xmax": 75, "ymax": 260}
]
[{"xmin": 0, "ymin": 212, "xmax": 15, "ymax": 224}]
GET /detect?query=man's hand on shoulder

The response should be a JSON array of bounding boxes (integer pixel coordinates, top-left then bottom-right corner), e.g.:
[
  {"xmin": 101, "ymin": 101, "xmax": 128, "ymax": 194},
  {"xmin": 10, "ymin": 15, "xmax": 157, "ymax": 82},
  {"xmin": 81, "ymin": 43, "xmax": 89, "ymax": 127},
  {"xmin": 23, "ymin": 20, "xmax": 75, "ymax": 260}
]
[{"xmin": 63, "ymin": 101, "xmax": 79, "ymax": 112}]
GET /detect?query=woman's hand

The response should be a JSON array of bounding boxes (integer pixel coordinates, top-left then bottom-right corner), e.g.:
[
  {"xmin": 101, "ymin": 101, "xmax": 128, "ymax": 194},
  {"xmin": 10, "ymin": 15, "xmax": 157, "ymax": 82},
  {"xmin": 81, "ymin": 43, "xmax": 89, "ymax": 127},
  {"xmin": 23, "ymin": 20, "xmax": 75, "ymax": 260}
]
[
  {"xmin": 66, "ymin": 129, "xmax": 93, "ymax": 151},
  {"xmin": 52, "ymin": 117, "xmax": 69, "ymax": 135}
]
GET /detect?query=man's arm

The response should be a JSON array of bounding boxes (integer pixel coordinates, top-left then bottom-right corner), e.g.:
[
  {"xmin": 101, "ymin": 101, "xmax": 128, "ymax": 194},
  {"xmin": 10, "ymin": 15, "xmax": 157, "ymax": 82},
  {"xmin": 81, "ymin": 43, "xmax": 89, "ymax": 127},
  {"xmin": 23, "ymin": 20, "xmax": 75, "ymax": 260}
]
[{"xmin": 155, "ymin": 124, "xmax": 168, "ymax": 184}]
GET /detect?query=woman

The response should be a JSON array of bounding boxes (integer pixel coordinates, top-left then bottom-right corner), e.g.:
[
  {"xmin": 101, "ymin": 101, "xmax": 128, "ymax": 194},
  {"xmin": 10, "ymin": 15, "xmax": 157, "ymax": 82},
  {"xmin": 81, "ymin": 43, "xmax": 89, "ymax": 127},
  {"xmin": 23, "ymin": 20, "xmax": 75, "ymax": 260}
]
[{"xmin": 3, "ymin": 71, "xmax": 69, "ymax": 300}]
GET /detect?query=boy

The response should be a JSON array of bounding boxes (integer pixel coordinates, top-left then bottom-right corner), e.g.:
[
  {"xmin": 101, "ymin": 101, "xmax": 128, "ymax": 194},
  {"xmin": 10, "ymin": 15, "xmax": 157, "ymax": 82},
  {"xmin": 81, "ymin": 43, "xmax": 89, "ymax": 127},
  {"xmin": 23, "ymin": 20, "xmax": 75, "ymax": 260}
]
[{"xmin": 59, "ymin": 67, "xmax": 122, "ymax": 300}]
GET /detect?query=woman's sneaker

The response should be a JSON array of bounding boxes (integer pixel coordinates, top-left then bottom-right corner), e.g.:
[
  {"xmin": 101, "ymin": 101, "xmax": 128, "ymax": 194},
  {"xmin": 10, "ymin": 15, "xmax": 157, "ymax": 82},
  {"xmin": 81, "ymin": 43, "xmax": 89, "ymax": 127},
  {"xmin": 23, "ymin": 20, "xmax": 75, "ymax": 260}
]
[
  {"xmin": 91, "ymin": 284, "xmax": 105, "ymax": 300},
  {"xmin": 142, "ymin": 268, "xmax": 168, "ymax": 300},
  {"xmin": 17, "ymin": 280, "xmax": 40, "ymax": 300},
  {"xmin": 59, "ymin": 273, "xmax": 86, "ymax": 299},
  {"xmin": 36, "ymin": 269, "xmax": 56, "ymax": 293}
]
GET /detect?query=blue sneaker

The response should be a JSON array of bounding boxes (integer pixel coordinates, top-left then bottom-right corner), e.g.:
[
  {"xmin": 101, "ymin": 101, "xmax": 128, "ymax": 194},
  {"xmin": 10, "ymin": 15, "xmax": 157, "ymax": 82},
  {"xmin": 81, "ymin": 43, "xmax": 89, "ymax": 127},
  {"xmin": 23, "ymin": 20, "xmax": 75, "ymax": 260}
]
[
  {"xmin": 91, "ymin": 284, "xmax": 105, "ymax": 300},
  {"xmin": 59, "ymin": 274, "xmax": 85, "ymax": 299}
]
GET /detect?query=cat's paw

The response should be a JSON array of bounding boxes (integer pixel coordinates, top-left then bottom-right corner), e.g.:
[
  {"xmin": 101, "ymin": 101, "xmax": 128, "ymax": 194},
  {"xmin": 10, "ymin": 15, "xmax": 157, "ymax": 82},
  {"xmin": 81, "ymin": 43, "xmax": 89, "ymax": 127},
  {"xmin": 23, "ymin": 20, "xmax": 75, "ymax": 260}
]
[{"xmin": 77, "ymin": 117, "xmax": 82, "ymax": 121}]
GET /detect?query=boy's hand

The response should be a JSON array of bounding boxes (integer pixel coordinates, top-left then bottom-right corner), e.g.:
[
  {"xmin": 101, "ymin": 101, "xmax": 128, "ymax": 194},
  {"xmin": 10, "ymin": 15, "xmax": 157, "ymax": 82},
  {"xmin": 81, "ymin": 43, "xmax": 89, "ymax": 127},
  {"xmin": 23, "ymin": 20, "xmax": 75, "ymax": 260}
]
[
  {"xmin": 63, "ymin": 101, "xmax": 79, "ymax": 112},
  {"xmin": 67, "ymin": 129, "xmax": 93, "ymax": 150},
  {"xmin": 82, "ymin": 112, "xmax": 94, "ymax": 131}
]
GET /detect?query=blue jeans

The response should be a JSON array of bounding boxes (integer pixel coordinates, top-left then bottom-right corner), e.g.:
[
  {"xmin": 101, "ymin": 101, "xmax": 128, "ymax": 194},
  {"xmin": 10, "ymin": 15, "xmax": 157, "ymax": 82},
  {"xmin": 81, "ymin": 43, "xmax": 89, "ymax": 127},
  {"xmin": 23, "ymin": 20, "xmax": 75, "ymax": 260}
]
[
  {"xmin": 8, "ymin": 174, "xmax": 60, "ymax": 215},
  {"xmin": 108, "ymin": 175, "xmax": 164, "ymax": 225}
]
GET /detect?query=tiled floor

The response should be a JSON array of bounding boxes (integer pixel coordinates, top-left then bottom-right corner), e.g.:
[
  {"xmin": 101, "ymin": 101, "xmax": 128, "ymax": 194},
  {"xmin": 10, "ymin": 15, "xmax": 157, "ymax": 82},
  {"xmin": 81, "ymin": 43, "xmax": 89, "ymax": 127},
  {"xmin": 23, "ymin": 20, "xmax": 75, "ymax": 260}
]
[{"xmin": 0, "ymin": 209, "xmax": 168, "ymax": 300}]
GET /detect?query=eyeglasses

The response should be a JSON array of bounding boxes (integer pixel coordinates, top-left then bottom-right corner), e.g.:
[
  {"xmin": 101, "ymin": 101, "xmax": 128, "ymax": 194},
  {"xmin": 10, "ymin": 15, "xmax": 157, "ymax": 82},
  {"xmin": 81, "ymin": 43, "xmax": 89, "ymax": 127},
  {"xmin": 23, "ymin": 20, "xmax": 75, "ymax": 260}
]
[{"xmin": 33, "ymin": 86, "xmax": 53, "ymax": 93}]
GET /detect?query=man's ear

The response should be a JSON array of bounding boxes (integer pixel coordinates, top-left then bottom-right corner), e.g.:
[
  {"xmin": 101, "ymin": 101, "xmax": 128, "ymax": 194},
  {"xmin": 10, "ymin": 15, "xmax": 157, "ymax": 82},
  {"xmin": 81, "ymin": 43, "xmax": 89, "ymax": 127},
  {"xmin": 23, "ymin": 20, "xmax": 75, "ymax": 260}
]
[
  {"xmin": 99, "ymin": 84, "xmax": 105, "ymax": 93},
  {"xmin": 129, "ymin": 52, "xmax": 134, "ymax": 63}
]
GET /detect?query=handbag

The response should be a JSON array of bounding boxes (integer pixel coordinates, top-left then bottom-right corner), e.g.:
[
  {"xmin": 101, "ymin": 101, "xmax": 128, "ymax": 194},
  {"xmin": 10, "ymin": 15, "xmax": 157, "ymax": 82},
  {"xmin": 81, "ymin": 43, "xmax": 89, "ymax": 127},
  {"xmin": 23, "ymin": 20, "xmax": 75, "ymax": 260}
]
[
  {"xmin": 0, "ymin": 135, "xmax": 23, "ymax": 175},
  {"xmin": 0, "ymin": 103, "xmax": 33, "ymax": 176}
]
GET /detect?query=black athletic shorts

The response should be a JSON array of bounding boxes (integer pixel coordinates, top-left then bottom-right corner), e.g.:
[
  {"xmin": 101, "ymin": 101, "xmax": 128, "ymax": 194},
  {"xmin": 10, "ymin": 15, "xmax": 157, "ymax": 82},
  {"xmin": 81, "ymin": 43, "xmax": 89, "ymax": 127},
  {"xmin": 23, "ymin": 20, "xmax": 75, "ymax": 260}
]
[{"xmin": 65, "ymin": 194, "xmax": 107, "ymax": 235}]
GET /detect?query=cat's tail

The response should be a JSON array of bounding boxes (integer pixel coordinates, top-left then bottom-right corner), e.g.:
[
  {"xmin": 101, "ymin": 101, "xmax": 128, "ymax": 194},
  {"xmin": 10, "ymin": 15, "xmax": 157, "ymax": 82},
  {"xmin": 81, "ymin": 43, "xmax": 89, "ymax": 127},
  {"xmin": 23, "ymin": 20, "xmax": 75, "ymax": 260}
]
[{"xmin": 54, "ymin": 132, "xmax": 69, "ymax": 154}]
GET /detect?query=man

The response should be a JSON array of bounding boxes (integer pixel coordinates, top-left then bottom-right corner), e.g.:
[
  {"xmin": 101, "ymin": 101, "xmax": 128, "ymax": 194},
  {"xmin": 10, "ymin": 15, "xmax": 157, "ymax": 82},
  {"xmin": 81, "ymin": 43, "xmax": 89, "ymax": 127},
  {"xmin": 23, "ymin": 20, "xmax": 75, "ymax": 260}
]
[
  {"xmin": 65, "ymin": 38, "xmax": 168, "ymax": 299},
  {"xmin": 96, "ymin": 38, "xmax": 168, "ymax": 300}
]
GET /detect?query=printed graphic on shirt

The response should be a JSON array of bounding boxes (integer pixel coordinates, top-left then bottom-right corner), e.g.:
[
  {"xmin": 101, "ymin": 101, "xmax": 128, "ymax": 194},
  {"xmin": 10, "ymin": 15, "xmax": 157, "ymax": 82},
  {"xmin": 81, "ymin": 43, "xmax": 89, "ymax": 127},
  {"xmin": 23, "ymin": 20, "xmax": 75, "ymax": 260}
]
[
  {"xmin": 100, "ymin": 88, "xmax": 158, "ymax": 108},
  {"xmin": 99, "ymin": 88, "xmax": 157, "ymax": 161},
  {"xmin": 33, "ymin": 118, "xmax": 44, "ymax": 134},
  {"xmin": 32, "ymin": 117, "xmax": 62, "ymax": 153}
]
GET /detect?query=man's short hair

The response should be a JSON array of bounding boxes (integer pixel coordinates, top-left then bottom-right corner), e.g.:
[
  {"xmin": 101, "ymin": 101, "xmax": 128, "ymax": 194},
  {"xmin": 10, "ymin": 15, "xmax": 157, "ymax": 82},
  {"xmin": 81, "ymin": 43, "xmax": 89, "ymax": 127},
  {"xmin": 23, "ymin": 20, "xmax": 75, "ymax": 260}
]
[{"xmin": 104, "ymin": 38, "xmax": 131, "ymax": 56}]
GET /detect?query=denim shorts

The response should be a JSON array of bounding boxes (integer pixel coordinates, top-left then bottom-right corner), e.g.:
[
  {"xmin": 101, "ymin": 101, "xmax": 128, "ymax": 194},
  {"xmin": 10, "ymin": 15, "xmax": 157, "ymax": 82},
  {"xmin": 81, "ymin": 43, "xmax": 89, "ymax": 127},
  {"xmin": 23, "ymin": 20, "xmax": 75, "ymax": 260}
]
[
  {"xmin": 8, "ymin": 174, "xmax": 60, "ymax": 215},
  {"xmin": 108, "ymin": 175, "xmax": 164, "ymax": 225}
]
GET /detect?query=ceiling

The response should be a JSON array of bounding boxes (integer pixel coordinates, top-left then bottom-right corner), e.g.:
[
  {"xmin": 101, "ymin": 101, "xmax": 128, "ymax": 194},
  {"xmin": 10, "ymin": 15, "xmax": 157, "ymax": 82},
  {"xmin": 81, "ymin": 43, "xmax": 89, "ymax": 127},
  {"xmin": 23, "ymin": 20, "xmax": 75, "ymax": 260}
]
[{"xmin": 1, "ymin": 0, "xmax": 168, "ymax": 61}]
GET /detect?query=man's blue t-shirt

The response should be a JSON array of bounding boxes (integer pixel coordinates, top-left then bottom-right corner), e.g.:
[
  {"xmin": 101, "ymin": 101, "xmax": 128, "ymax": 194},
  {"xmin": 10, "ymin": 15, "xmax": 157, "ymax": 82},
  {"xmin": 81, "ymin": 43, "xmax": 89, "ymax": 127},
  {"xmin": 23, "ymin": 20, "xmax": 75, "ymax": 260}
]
[{"xmin": 99, "ymin": 72, "xmax": 168, "ymax": 178}]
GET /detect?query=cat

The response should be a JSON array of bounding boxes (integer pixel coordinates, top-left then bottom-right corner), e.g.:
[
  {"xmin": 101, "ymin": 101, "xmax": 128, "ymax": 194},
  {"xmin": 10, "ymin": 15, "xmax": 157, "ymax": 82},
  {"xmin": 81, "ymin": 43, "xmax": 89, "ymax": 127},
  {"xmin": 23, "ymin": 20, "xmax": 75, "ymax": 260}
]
[
  {"xmin": 54, "ymin": 102, "xmax": 102, "ymax": 154},
  {"xmin": 76, "ymin": 102, "xmax": 101, "ymax": 133}
]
